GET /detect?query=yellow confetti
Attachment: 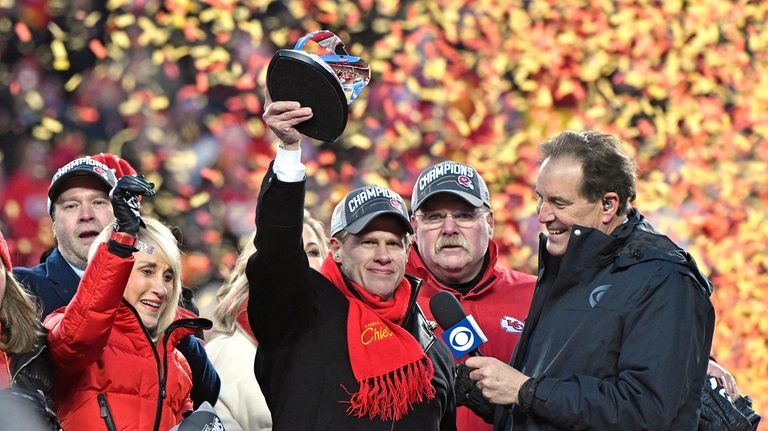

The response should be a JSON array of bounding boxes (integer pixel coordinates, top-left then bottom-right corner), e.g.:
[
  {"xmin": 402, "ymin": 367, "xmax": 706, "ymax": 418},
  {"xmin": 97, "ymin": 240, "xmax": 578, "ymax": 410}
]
[
  {"xmin": 41, "ymin": 117, "xmax": 63, "ymax": 133},
  {"xmin": 32, "ymin": 125, "xmax": 53, "ymax": 141},
  {"xmin": 150, "ymin": 96, "xmax": 170, "ymax": 110},
  {"xmin": 24, "ymin": 91, "xmax": 44, "ymax": 110},
  {"xmin": 113, "ymin": 14, "xmax": 136, "ymax": 28},
  {"xmin": 111, "ymin": 30, "xmax": 131, "ymax": 49},
  {"xmin": 64, "ymin": 74, "xmax": 83, "ymax": 92},
  {"xmin": 51, "ymin": 39, "xmax": 70, "ymax": 70},
  {"xmin": 190, "ymin": 192, "xmax": 211, "ymax": 208},
  {"xmin": 118, "ymin": 98, "xmax": 142, "ymax": 116}
]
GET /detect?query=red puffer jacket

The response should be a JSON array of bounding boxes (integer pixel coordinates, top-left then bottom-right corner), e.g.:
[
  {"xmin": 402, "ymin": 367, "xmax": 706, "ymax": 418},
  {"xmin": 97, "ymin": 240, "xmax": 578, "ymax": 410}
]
[{"xmin": 45, "ymin": 242, "xmax": 211, "ymax": 431}]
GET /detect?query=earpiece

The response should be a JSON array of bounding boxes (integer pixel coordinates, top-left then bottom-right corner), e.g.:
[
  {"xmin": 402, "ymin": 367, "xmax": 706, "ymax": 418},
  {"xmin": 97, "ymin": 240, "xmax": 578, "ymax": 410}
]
[
  {"xmin": 603, "ymin": 201, "xmax": 611, "ymax": 210},
  {"xmin": 333, "ymin": 253, "xmax": 340, "ymax": 260}
]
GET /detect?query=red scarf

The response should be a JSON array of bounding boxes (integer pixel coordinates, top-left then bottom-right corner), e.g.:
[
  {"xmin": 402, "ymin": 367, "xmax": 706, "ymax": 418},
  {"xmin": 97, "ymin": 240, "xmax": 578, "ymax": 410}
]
[
  {"xmin": 319, "ymin": 255, "xmax": 435, "ymax": 421},
  {"xmin": 0, "ymin": 322, "xmax": 11, "ymax": 389}
]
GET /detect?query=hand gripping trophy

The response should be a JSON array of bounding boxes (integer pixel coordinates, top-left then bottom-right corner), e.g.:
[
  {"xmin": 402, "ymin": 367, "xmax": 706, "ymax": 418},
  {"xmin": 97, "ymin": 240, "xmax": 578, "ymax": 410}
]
[{"xmin": 266, "ymin": 30, "xmax": 371, "ymax": 142}]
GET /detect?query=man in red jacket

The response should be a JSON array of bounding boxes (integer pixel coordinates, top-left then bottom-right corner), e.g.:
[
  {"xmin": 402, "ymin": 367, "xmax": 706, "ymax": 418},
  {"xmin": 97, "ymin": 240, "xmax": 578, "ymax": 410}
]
[{"xmin": 408, "ymin": 160, "xmax": 537, "ymax": 431}]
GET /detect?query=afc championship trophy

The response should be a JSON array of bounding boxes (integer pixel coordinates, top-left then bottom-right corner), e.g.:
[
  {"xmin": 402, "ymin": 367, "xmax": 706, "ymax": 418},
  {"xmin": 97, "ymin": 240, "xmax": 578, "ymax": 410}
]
[{"xmin": 266, "ymin": 30, "xmax": 371, "ymax": 142}]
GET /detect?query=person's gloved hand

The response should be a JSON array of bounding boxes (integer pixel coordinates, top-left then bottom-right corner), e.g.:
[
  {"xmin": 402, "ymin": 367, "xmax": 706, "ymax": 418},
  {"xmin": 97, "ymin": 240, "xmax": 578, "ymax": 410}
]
[
  {"xmin": 455, "ymin": 363, "xmax": 495, "ymax": 423},
  {"xmin": 110, "ymin": 175, "xmax": 155, "ymax": 235},
  {"xmin": 455, "ymin": 362, "xmax": 475, "ymax": 406}
]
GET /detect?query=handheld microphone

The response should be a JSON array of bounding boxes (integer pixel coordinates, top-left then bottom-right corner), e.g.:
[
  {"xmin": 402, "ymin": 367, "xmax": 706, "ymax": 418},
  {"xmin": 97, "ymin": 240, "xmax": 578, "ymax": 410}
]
[{"xmin": 429, "ymin": 291, "xmax": 487, "ymax": 359}]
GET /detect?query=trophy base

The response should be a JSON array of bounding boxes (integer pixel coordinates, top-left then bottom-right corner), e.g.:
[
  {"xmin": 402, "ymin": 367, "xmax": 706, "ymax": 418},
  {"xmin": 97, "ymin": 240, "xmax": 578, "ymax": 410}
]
[{"xmin": 266, "ymin": 50, "xmax": 349, "ymax": 142}]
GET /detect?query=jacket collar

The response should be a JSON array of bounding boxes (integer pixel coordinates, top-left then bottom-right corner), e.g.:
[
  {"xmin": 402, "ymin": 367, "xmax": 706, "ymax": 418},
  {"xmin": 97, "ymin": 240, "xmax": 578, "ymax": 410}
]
[
  {"xmin": 407, "ymin": 241, "xmax": 500, "ymax": 297},
  {"xmin": 45, "ymin": 248, "xmax": 81, "ymax": 283},
  {"xmin": 116, "ymin": 301, "xmax": 212, "ymax": 349},
  {"xmin": 537, "ymin": 209, "xmax": 713, "ymax": 296},
  {"xmin": 43, "ymin": 249, "xmax": 83, "ymax": 308}
]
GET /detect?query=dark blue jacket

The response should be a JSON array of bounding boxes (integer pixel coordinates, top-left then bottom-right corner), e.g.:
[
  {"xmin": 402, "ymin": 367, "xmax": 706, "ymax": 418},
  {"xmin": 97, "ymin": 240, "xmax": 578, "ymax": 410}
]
[
  {"xmin": 14, "ymin": 248, "xmax": 221, "ymax": 408},
  {"xmin": 501, "ymin": 210, "xmax": 715, "ymax": 431},
  {"xmin": 14, "ymin": 249, "xmax": 79, "ymax": 317}
]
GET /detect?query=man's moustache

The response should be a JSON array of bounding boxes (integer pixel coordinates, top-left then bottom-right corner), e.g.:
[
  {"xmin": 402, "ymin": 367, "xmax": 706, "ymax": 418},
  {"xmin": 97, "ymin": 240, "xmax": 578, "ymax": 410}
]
[{"xmin": 435, "ymin": 235, "xmax": 469, "ymax": 252}]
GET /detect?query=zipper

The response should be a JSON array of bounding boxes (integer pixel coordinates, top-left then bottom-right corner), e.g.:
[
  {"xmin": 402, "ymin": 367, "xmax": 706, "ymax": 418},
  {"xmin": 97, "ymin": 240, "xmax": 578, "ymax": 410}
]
[
  {"xmin": 121, "ymin": 301, "xmax": 211, "ymax": 431},
  {"xmin": 123, "ymin": 301, "xmax": 165, "ymax": 431},
  {"xmin": 97, "ymin": 393, "xmax": 118, "ymax": 431},
  {"xmin": 10, "ymin": 342, "xmax": 45, "ymax": 384},
  {"xmin": 401, "ymin": 275, "xmax": 422, "ymax": 329}
]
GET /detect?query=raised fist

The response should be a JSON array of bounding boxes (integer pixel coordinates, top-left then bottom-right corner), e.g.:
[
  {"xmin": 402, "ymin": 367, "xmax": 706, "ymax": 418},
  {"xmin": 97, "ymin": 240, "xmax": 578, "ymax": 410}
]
[{"xmin": 110, "ymin": 175, "xmax": 155, "ymax": 236}]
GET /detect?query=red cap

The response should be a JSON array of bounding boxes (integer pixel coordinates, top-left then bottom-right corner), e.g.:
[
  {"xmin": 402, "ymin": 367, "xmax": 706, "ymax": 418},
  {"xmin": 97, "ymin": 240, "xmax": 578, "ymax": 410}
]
[
  {"xmin": 90, "ymin": 153, "xmax": 137, "ymax": 179},
  {"xmin": 0, "ymin": 230, "xmax": 12, "ymax": 271}
]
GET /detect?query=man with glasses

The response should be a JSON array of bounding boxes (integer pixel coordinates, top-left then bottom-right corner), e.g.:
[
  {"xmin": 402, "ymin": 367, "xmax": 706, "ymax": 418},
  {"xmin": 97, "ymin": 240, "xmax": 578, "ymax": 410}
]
[{"xmin": 408, "ymin": 160, "xmax": 537, "ymax": 431}]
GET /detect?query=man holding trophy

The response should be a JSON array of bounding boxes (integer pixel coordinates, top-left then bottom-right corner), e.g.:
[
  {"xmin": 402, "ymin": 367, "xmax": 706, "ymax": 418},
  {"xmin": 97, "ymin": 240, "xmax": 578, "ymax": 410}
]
[{"xmin": 246, "ymin": 31, "xmax": 457, "ymax": 430}]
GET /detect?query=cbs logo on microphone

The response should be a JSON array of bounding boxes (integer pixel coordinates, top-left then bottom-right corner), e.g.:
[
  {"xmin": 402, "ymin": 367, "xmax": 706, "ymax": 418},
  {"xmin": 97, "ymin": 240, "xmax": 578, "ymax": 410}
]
[{"xmin": 441, "ymin": 315, "xmax": 488, "ymax": 359}]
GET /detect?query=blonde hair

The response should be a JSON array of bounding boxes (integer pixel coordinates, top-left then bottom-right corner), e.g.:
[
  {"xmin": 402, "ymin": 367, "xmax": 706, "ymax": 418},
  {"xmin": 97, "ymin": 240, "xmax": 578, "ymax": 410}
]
[
  {"xmin": 91, "ymin": 217, "xmax": 183, "ymax": 338},
  {"xmin": 213, "ymin": 209, "xmax": 328, "ymax": 334},
  {"xmin": 213, "ymin": 232, "xmax": 256, "ymax": 334},
  {"xmin": 303, "ymin": 208, "xmax": 330, "ymax": 258},
  {"xmin": 0, "ymin": 266, "xmax": 43, "ymax": 354}
]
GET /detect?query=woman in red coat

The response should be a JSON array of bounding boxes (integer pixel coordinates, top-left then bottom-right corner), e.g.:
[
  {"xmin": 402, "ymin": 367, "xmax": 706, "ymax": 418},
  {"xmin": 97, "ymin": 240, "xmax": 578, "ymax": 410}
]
[{"xmin": 45, "ymin": 175, "xmax": 211, "ymax": 431}]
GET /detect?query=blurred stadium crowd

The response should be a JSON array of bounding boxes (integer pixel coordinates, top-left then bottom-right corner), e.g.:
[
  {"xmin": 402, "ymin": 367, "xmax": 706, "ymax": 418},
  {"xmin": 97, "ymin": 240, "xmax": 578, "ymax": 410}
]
[{"xmin": 1, "ymin": 0, "xmax": 766, "ymax": 416}]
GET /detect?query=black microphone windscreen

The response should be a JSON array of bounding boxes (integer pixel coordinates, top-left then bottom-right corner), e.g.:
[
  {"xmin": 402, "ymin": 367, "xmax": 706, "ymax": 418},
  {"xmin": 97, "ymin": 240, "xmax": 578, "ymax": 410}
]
[{"xmin": 429, "ymin": 291, "xmax": 467, "ymax": 330}]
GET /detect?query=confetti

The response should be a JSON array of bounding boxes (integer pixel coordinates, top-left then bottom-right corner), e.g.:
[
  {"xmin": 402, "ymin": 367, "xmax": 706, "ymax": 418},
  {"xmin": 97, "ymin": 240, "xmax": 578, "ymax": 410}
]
[
  {"xmin": 0, "ymin": 1, "xmax": 766, "ymax": 413},
  {"xmin": 14, "ymin": 22, "xmax": 32, "ymax": 42}
]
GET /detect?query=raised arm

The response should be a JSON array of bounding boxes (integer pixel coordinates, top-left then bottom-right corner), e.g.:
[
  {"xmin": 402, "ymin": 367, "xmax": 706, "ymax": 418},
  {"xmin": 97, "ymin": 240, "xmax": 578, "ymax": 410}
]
[
  {"xmin": 245, "ymin": 99, "xmax": 316, "ymax": 349},
  {"xmin": 46, "ymin": 175, "xmax": 156, "ymax": 373}
]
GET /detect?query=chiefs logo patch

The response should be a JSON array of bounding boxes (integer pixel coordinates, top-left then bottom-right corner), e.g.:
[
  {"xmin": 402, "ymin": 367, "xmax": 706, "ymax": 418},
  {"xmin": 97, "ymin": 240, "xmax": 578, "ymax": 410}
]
[
  {"xmin": 457, "ymin": 175, "xmax": 474, "ymax": 190},
  {"xmin": 500, "ymin": 316, "xmax": 524, "ymax": 333}
]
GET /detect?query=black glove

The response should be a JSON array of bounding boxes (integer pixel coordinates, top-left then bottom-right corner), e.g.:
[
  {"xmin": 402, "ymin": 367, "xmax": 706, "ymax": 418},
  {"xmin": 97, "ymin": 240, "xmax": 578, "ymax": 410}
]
[
  {"xmin": 699, "ymin": 375, "xmax": 761, "ymax": 431},
  {"xmin": 110, "ymin": 175, "xmax": 155, "ymax": 236},
  {"xmin": 455, "ymin": 363, "xmax": 495, "ymax": 424}
]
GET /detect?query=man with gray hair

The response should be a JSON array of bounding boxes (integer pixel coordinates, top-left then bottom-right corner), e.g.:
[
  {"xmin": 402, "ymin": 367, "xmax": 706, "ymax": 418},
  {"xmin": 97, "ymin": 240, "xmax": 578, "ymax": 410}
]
[{"xmin": 465, "ymin": 130, "xmax": 714, "ymax": 430}]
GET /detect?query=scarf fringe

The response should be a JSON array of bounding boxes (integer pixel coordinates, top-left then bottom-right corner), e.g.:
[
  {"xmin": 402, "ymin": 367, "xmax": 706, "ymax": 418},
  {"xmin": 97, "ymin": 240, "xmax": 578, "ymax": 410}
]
[{"xmin": 346, "ymin": 358, "xmax": 437, "ymax": 421}]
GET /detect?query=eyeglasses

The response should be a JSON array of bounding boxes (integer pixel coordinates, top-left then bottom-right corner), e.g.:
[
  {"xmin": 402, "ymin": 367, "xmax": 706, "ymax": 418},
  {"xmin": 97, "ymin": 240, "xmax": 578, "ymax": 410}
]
[{"xmin": 415, "ymin": 209, "xmax": 489, "ymax": 229}]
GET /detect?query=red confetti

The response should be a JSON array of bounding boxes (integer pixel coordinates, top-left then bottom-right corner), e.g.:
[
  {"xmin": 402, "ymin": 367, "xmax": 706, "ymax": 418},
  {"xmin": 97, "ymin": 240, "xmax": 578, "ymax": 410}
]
[
  {"xmin": 88, "ymin": 39, "xmax": 108, "ymax": 59},
  {"xmin": 14, "ymin": 22, "xmax": 32, "ymax": 43}
]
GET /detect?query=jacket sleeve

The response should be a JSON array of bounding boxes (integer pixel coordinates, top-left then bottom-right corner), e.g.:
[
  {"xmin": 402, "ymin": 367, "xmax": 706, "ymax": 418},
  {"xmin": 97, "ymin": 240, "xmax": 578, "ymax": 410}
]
[
  {"xmin": 44, "ymin": 242, "xmax": 133, "ymax": 375},
  {"xmin": 523, "ymin": 270, "xmax": 714, "ymax": 430},
  {"xmin": 245, "ymin": 163, "xmax": 314, "ymax": 350},
  {"xmin": 176, "ymin": 335, "xmax": 221, "ymax": 409}
]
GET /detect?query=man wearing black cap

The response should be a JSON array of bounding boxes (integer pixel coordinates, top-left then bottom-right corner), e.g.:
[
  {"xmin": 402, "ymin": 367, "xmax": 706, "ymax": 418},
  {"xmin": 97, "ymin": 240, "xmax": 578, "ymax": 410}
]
[
  {"xmin": 15, "ymin": 156, "xmax": 118, "ymax": 314},
  {"xmin": 408, "ymin": 161, "xmax": 537, "ymax": 431},
  {"xmin": 14, "ymin": 155, "xmax": 221, "ymax": 409},
  {"xmin": 246, "ymin": 100, "xmax": 455, "ymax": 430}
]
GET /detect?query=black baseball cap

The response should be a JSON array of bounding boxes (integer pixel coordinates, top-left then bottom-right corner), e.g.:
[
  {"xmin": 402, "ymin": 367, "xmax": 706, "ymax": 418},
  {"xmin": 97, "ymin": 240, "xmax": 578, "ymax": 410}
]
[
  {"xmin": 411, "ymin": 161, "xmax": 491, "ymax": 211},
  {"xmin": 48, "ymin": 156, "xmax": 117, "ymax": 215},
  {"xmin": 330, "ymin": 185, "xmax": 412, "ymax": 237}
]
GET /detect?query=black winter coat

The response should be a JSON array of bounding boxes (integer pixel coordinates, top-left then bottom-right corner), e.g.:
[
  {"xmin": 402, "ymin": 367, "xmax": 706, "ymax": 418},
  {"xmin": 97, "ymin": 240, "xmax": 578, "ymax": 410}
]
[
  {"xmin": 1, "ymin": 332, "xmax": 60, "ymax": 430},
  {"xmin": 246, "ymin": 167, "xmax": 456, "ymax": 431},
  {"xmin": 9, "ymin": 334, "xmax": 54, "ymax": 401},
  {"xmin": 501, "ymin": 210, "xmax": 715, "ymax": 431}
]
